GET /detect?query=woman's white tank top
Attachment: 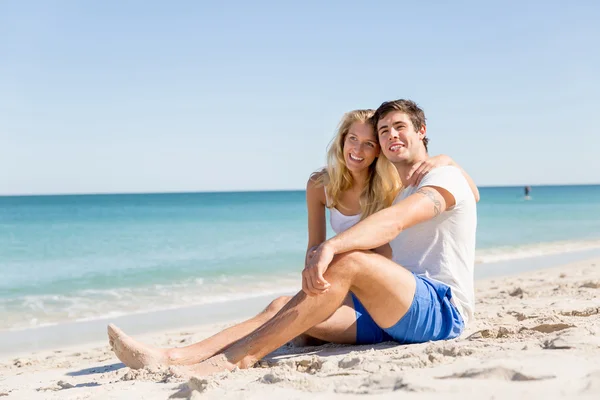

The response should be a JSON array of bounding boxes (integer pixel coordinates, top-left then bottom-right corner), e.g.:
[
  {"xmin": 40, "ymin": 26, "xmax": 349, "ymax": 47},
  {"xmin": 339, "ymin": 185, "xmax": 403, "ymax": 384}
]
[{"xmin": 325, "ymin": 188, "xmax": 361, "ymax": 234}]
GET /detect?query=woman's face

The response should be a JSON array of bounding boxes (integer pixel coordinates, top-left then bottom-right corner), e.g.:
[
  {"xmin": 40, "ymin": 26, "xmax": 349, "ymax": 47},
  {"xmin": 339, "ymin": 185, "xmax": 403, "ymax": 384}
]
[{"xmin": 343, "ymin": 121, "xmax": 380, "ymax": 173}]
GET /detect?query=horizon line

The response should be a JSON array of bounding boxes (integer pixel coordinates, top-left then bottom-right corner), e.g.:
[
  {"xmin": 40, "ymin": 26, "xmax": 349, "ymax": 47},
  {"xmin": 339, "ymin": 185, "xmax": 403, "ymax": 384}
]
[{"xmin": 1, "ymin": 182, "xmax": 599, "ymax": 198}]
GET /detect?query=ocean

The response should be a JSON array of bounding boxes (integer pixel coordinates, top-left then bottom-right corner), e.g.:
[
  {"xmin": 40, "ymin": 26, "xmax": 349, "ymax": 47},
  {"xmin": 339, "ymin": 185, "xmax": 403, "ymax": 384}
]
[{"xmin": 1, "ymin": 185, "xmax": 600, "ymax": 331}]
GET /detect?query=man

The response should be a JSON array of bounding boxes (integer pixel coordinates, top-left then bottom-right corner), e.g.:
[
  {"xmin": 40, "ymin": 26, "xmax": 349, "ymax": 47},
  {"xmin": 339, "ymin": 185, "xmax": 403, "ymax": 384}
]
[{"xmin": 108, "ymin": 99, "xmax": 477, "ymax": 376}]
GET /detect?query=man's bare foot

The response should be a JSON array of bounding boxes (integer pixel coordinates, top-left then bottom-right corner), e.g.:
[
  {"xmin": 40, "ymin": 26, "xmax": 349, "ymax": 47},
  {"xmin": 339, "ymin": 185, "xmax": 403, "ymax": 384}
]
[
  {"xmin": 107, "ymin": 324, "xmax": 169, "ymax": 369},
  {"xmin": 184, "ymin": 354, "xmax": 237, "ymax": 377}
]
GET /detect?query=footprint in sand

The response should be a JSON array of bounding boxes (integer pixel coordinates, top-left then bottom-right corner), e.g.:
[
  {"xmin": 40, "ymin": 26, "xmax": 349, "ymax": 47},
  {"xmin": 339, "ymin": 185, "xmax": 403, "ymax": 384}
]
[{"xmin": 437, "ymin": 366, "xmax": 554, "ymax": 381}]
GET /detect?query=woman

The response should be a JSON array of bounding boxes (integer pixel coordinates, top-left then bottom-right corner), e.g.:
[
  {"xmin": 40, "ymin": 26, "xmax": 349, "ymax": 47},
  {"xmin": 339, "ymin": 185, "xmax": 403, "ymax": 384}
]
[{"xmin": 107, "ymin": 109, "xmax": 479, "ymax": 369}]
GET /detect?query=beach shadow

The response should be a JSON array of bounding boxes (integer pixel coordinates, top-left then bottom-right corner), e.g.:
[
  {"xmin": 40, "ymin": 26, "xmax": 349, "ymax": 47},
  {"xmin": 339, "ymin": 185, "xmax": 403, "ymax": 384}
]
[
  {"xmin": 169, "ymin": 383, "xmax": 194, "ymax": 399},
  {"xmin": 265, "ymin": 341, "xmax": 399, "ymax": 363},
  {"xmin": 72, "ymin": 382, "xmax": 102, "ymax": 388},
  {"xmin": 66, "ymin": 362, "xmax": 125, "ymax": 376},
  {"xmin": 38, "ymin": 381, "xmax": 103, "ymax": 392}
]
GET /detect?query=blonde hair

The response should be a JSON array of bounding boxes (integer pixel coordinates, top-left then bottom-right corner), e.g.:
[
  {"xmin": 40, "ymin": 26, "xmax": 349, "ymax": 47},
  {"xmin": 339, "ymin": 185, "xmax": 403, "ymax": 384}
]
[{"xmin": 314, "ymin": 109, "xmax": 401, "ymax": 220}]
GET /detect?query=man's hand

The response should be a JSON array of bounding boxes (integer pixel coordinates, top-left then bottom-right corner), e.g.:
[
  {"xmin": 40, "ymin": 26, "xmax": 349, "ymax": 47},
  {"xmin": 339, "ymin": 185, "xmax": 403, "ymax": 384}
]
[
  {"xmin": 302, "ymin": 243, "xmax": 335, "ymax": 296},
  {"xmin": 407, "ymin": 154, "xmax": 455, "ymax": 187}
]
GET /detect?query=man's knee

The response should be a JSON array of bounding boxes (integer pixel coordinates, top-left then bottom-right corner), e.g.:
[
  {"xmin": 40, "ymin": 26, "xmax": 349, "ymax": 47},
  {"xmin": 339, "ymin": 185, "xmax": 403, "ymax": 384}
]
[
  {"xmin": 264, "ymin": 296, "xmax": 291, "ymax": 315},
  {"xmin": 327, "ymin": 250, "xmax": 372, "ymax": 277}
]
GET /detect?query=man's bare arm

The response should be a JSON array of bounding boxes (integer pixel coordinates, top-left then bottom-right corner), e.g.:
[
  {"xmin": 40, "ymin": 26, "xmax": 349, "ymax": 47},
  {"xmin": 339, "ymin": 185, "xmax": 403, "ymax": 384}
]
[
  {"xmin": 415, "ymin": 187, "xmax": 442, "ymax": 216},
  {"xmin": 326, "ymin": 186, "xmax": 455, "ymax": 256}
]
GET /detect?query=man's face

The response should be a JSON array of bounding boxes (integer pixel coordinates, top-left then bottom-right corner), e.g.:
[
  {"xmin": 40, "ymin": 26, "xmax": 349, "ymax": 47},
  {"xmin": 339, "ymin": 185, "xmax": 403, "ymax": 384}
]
[{"xmin": 376, "ymin": 111, "xmax": 426, "ymax": 164}]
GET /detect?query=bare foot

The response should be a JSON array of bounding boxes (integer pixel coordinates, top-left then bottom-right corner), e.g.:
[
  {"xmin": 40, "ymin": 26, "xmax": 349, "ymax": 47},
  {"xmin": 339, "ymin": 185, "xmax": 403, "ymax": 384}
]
[
  {"xmin": 184, "ymin": 354, "xmax": 236, "ymax": 377},
  {"xmin": 107, "ymin": 324, "xmax": 169, "ymax": 369}
]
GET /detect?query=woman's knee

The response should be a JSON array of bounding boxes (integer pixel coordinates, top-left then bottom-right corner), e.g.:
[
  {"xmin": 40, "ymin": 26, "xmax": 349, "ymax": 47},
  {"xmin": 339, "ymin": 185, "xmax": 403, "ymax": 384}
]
[{"xmin": 264, "ymin": 296, "xmax": 292, "ymax": 315}]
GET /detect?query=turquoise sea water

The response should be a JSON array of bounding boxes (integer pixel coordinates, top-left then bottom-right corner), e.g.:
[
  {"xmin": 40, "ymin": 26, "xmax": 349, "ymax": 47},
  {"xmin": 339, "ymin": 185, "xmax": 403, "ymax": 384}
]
[{"xmin": 1, "ymin": 185, "xmax": 600, "ymax": 330}]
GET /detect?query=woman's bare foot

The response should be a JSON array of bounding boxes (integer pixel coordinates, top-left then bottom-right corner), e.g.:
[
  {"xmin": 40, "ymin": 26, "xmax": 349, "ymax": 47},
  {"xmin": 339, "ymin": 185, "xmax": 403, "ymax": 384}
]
[{"xmin": 107, "ymin": 324, "xmax": 169, "ymax": 369}]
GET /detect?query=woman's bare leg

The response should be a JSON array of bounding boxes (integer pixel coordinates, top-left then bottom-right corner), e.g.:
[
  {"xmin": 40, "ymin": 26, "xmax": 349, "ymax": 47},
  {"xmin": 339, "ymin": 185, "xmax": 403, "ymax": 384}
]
[{"xmin": 108, "ymin": 294, "xmax": 357, "ymax": 369}]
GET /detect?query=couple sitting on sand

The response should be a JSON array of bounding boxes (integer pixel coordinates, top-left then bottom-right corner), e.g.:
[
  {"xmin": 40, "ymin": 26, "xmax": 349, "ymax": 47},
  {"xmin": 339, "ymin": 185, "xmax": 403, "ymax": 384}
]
[{"xmin": 108, "ymin": 99, "xmax": 479, "ymax": 376}]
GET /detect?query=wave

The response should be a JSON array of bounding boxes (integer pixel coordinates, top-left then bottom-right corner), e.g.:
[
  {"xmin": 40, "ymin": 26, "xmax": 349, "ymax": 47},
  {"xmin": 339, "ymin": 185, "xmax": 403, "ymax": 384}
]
[
  {"xmin": 0, "ymin": 273, "xmax": 301, "ymax": 331},
  {"xmin": 475, "ymin": 238, "xmax": 600, "ymax": 264},
  {"xmin": 3, "ymin": 238, "xmax": 600, "ymax": 331}
]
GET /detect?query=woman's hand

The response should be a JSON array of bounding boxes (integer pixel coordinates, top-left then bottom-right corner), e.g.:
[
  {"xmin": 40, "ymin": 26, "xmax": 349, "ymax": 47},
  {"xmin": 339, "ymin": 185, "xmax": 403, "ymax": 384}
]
[
  {"xmin": 407, "ymin": 155, "xmax": 480, "ymax": 202},
  {"xmin": 302, "ymin": 243, "xmax": 334, "ymax": 296}
]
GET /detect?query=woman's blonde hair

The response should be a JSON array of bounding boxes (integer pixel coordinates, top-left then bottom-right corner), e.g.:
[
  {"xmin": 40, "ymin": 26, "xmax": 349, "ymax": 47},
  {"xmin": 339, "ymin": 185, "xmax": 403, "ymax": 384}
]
[{"xmin": 314, "ymin": 109, "xmax": 401, "ymax": 219}]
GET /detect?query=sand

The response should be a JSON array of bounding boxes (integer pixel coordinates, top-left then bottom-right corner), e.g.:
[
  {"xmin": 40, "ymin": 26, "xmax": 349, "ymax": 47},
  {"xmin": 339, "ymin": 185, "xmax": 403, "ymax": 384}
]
[{"xmin": 1, "ymin": 257, "xmax": 599, "ymax": 399}]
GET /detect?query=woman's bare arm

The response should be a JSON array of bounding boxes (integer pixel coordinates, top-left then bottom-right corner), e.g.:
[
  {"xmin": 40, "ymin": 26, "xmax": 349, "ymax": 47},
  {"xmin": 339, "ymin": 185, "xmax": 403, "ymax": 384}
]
[{"xmin": 305, "ymin": 175, "xmax": 327, "ymax": 264}]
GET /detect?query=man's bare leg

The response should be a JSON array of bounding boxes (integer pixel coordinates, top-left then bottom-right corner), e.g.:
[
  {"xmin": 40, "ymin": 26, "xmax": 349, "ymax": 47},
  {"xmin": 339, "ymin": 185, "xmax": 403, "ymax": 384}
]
[
  {"xmin": 303, "ymin": 294, "xmax": 357, "ymax": 344},
  {"xmin": 108, "ymin": 296, "xmax": 294, "ymax": 369},
  {"xmin": 108, "ymin": 294, "xmax": 358, "ymax": 369},
  {"xmin": 188, "ymin": 250, "xmax": 416, "ymax": 376}
]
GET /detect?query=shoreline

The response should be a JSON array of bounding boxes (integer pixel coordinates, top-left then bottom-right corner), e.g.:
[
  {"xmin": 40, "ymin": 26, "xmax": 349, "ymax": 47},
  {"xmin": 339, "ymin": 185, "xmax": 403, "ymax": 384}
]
[
  {"xmin": 3, "ymin": 246, "xmax": 600, "ymax": 358},
  {"xmin": 0, "ymin": 292, "xmax": 295, "ymax": 358}
]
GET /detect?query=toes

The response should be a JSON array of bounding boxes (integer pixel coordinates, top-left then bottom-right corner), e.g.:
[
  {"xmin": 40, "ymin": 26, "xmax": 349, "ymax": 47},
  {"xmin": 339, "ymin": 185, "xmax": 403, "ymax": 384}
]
[{"xmin": 107, "ymin": 323, "xmax": 119, "ymax": 337}]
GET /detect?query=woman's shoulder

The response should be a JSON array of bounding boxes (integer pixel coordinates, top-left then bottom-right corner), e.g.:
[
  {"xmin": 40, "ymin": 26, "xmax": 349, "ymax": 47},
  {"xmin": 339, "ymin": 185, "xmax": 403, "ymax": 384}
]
[
  {"xmin": 307, "ymin": 169, "xmax": 329, "ymax": 189},
  {"xmin": 306, "ymin": 169, "xmax": 328, "ymax": 203},
  {"xmin": 308, "ymin": 168, "xmax": 328, "ymax": 183}
]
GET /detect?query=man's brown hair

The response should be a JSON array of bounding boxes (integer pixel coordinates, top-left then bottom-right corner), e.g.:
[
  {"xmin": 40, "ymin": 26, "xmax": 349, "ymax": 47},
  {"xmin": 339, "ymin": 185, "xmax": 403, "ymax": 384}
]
[{"xmin": 371, "ymin": 99, "xmax": 429, "ymax": 151}]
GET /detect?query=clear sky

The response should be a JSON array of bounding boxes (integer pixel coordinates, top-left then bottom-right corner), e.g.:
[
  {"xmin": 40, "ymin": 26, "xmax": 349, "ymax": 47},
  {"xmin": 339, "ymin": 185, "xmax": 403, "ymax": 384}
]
[{"xmin": 1, "ymin": 0, "xmax": 598, "ymax": 195}]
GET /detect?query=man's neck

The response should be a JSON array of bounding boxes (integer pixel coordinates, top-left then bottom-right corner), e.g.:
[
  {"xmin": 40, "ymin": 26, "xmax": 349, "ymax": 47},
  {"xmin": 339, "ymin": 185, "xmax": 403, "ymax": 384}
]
[{"xmin": 395, "ymin": 150, "xmax": 429, "ymax": 187}]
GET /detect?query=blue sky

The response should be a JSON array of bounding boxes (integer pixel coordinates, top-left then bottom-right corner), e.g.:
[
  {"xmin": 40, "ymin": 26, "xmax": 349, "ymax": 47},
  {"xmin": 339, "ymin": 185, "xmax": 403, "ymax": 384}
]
[{"xmin": 1, "ymin": 0, "xmax": 598, "ymax": 195}]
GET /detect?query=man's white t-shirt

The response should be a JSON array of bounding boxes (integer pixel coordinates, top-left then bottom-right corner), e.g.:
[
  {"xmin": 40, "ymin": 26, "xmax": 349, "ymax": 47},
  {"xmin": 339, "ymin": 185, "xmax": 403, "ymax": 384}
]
[{"xmin": 390, "ymin": 166, "xmax": 477, "ymax": 324}]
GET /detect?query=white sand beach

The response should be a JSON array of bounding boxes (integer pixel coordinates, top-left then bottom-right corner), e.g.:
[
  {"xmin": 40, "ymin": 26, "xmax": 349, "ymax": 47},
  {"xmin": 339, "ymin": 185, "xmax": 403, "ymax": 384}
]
[{"xmin": 1, "ymin": 257, "xmax": 599, "ymax": 399}]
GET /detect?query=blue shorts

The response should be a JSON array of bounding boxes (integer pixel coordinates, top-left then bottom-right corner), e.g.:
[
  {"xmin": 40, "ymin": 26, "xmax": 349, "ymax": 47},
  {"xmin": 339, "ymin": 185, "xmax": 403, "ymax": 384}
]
[{"xmin": 351, "ymin": 273, "xmax": 464, "ymax": 345}]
